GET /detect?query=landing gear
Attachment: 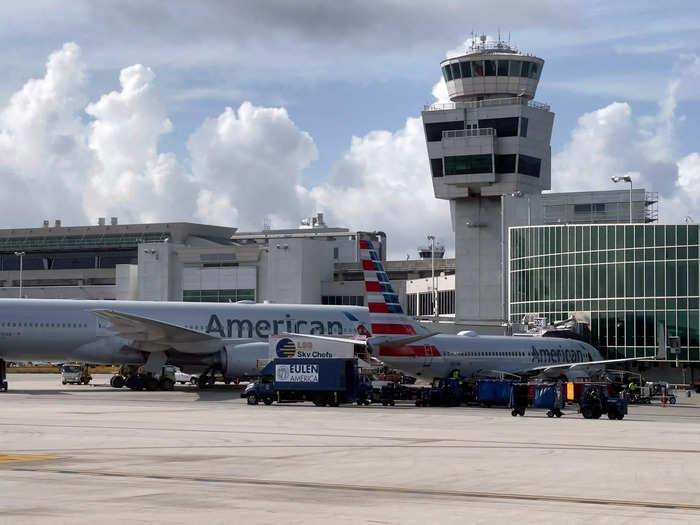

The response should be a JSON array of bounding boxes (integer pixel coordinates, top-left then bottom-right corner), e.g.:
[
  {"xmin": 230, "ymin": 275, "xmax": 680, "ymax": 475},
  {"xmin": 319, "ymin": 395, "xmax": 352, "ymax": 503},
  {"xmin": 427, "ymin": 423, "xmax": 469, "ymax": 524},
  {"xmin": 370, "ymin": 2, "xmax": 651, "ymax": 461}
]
[
  {"xmin": 0, "ymin": 359, "xmax": 8, "ymax": 392},
  {"xmin": 109, "ymin": 375, "xmax": 125, "ymax": 388},
  {"xmin": 196, "ymin": 367, "xmax": 218, "ymax": 389}
]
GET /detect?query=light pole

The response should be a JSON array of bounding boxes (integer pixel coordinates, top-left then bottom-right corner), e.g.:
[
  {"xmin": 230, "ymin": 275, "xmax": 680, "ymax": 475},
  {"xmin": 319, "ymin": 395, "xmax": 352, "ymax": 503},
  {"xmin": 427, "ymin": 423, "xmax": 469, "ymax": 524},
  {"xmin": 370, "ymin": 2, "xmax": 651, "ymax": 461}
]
[
  {"xmin": 14, "ymin": 251, "xmax": 25, "ymax": 298},
  {"xmin": 427, "ymin": 234, "xmax": 438, "ymax": 320},
  {"xmin": 611, "ymin": 175, "xmax": 633, "ymax": 223}
]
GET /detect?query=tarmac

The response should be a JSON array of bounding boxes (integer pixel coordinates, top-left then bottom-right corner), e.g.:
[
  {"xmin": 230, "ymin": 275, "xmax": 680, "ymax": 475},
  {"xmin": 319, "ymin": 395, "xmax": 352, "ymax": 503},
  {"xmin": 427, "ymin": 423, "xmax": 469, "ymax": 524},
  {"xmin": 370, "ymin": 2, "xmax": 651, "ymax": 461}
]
[{"xmin": 1, "ymin": 374, "xmax": 699, "ymax": 524}]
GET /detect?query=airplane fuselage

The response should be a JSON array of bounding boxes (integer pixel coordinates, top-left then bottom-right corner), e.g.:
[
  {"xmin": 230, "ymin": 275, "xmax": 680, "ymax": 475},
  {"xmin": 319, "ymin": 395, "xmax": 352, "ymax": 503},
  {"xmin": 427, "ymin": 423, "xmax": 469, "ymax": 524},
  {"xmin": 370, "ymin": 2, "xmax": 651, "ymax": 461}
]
[
  {"xmin": 378, "ymin": 333, "xmax": 604, "ymax": 380},
  {"xmin": 0, "ymin": 298, "xmax": 368, "ymax": 364}
]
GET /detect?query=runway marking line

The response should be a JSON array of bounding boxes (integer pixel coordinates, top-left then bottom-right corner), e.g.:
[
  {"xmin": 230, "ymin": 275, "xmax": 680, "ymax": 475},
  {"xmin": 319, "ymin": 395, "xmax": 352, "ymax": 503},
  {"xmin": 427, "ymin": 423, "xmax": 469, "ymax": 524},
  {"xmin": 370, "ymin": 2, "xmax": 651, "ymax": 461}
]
[
  {"xmin": 12, "ymin": 467, "xmax": 700, "ymax": 512},
  {"xmin": 0, "ymin": 454, "xmax": 61, "ymax": 464}
]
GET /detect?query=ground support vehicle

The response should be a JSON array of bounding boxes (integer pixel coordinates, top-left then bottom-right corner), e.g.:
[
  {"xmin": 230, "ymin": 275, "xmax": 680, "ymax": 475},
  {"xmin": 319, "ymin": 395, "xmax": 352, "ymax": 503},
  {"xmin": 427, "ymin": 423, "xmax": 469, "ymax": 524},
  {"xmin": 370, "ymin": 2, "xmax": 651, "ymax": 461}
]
[
  {"xmin": 0, "ymin": 358, "xmax": 7, "ymax": 392},
  {"xmin": 241, "ymin": 358, "xmax": 371, "ymax": 407},
  {"xmin": 476, "ymin": 379, "xmax": 513, "ymax": 407},
  {"xmin": 566, "ymin": 381, "xmax": 613, "ymax": 403},
  {"xmin": 624, "ymin": 385, "xmax": 652, "ymax": 404},
  {"xmin": 579, "ymin": 384, "xmax": 627, "ymax": 420},
  {"xmin": 163, "ymin": 365, "xmax": 198, "ymax": 385},
  {"xmin": 61, "ymin": 363, "xmax": 92, "ymax": 385},
  {"xmin": 373, "ymin": 382, "xmax": 397, "ymax": 406},
  {"xmin": 648, "ymin": 382, "xmax": 676, "ymax": 404},
  {"xmin": 533, "ymin": 384, "xmax": 565, "ymax": 418},
  {"xmin": 509, "ymin": 383, "xmax": 529, "ymax": 416}
]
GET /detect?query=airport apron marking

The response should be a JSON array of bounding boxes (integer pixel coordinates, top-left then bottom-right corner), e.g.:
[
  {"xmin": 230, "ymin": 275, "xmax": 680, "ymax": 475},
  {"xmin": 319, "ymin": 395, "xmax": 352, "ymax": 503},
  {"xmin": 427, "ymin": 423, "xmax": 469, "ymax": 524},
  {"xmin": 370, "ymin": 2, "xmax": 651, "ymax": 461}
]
[
  {"xmin": 0, "ymin": 454, "xmax": 61, "ymax": 464},
  {"xmin": 12, "ymin": 467, "xmax": 700, "ymax": 512}
]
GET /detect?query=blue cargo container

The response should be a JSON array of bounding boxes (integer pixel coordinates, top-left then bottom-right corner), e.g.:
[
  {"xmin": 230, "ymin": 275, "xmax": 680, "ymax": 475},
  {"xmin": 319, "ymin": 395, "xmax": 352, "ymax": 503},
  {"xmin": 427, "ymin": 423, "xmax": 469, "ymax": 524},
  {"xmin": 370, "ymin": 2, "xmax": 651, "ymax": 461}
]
[
  {"xmin": 241, "ymin": 358, "xmax": 370, "ymax": 406},
  {"xmin": 533, "ymin": 384, "xmax": 564, "ymax": 417},
  {"xmin": 476, "ymin": 379, "xmax": 513, "ymax": 405}
]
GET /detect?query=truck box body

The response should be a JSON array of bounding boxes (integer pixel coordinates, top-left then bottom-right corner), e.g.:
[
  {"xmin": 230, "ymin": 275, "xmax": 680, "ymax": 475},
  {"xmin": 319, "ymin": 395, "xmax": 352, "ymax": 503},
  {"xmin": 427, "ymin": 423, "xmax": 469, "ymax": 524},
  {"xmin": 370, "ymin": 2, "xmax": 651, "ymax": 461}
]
[{"xmin": 260, "ymin": 358, "xmax": 359, "ymax": 393}]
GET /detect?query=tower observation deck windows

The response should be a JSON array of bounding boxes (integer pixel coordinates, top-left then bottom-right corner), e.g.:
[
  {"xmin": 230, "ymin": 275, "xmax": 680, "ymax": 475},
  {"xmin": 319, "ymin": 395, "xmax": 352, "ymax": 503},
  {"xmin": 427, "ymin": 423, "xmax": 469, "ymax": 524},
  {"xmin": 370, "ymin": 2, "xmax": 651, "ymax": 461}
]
[
  {"xmin": 518, "ymin": 154, "xmax": 541, "ymax": 177},
  {"xmin": 478, "ymin": 117, "xmax": 519, "ymax": 137},
  {"xmin": 495, "ymin": 154, "xmax": 516, "ymax": 173},
  {"xmin": 424, "ymin": 121, "xmax": 464, "ymax": 142},
  {"xmin": 472, "ymin": 61, "xmax": 485, "ymax": 76},
  {"xmin": 520, "ymin": 62, "xmax": 531, "ymax": 78},
  {"xmin": 509, "ymin": 60, "xmax": 521, "ymax": 77},
  {"xmin": 442, "ymin": 65, "xmax": 452, "ymax": 82},
  {"xmin": 460, "ymin": 61, "xmax": 471, "ymax": 78},
  {"xmin": 444, "ymin": 154, "xmax": 493, "ymax": 175},
  {"xmin": 485, "ymin": 60, "xmax": 497, "ymax": 76},
  {"xmin": 430, "ymin": 158, "xmax": 444, "ymax": 178},
  {"xmin": 497, "ymin": 60, "xmax": 509, "ymax": 76},
  {"xmin": 450, "ymin": 63, "xmax": 462, "ymax": 80}
]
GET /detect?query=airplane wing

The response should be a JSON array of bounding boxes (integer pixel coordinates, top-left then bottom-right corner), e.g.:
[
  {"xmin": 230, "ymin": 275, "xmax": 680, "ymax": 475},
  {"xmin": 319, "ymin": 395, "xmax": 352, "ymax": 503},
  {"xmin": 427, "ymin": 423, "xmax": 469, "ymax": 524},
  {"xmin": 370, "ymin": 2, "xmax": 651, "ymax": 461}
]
[
  {"xmin": 92, "ymin": 310, "xmax": 226, "ymax": 354},
  {"xmin": 521, "ymin": 357, "xmax": 656, "ymax": 375},
  {"xmin": 281, "ymin": 332, "xmax": 368, "ymax": 345}
]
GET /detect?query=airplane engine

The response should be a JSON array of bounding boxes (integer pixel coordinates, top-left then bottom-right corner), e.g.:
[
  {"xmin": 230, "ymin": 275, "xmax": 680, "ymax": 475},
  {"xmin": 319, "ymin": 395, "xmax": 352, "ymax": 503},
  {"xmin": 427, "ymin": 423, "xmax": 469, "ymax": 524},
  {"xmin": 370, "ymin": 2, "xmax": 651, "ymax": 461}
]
[{"xmin": 219, "ymin": 342, "xmax": 269, "ymax": 378}]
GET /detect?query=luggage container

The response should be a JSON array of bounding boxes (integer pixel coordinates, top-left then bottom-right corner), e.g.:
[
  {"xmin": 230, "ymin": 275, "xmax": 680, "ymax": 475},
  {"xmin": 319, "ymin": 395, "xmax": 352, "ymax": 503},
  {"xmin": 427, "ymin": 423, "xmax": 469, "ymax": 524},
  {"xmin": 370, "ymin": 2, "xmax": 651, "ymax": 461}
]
[
  {"xmin": 509, "ymin": 383, "xmax": 529, "ymax": 416},
  {"xmin": 533, "ymin": 384, "xmax": 565, "ymax": 418},
  {"xmin": 477, "ymin": 379, "xmax": 513, "ymax": 406}
]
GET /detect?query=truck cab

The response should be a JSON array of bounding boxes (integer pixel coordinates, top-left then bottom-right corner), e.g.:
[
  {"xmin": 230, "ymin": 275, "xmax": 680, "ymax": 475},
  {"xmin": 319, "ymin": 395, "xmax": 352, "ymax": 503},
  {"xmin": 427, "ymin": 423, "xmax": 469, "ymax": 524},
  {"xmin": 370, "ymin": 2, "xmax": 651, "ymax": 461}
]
[{"xmin": 61, "ymin": 363, "xmax": 91, "ymax": 385}]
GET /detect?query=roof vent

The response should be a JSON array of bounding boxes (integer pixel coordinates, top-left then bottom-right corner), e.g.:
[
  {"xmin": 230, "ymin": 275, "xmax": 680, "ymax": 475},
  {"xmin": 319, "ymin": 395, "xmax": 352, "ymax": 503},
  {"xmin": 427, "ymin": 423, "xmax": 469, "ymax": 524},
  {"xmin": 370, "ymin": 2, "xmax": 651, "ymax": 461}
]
[
  {"xmin": 54, "ymin": 219, "xmax": 61, "ymax": 228},
  {"xmin": 42, "ymin": 220, "xmax": 49, "ymax": 228},
  {"xmin": 110, "ymin": 217, "xmax": 118, "ymax": 225},
  {"xmin": 98, "ymin": 217, "xmax": 106, "ymax": 226}
]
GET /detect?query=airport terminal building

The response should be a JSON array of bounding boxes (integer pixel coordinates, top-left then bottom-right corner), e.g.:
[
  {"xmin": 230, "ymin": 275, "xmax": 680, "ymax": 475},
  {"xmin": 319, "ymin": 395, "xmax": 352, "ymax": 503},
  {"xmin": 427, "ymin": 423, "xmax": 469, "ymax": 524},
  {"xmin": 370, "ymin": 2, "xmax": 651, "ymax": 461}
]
[{"xmin": 509, "ymin": 223, "xmax": 700, "ymax": 364}]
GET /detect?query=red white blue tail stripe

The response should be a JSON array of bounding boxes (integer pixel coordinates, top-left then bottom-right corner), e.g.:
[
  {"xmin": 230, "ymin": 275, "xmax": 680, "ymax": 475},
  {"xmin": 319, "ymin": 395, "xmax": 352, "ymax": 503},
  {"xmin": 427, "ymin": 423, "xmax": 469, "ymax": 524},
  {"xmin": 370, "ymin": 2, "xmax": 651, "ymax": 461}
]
[{"xmin": 359, "ymin": 240, "xmax": 428, "ymax": 339}]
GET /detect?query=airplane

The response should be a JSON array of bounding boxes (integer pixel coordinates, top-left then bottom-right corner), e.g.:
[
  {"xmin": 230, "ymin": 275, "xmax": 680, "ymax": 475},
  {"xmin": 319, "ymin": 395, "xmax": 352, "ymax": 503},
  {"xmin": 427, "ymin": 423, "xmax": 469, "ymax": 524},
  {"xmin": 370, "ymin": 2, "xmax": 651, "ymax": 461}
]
[
  {"xmin": 347, "ymin": 240, "xmax": 656, "ymax": 381},
  {"xmin": 0, "ymin": 298, "xmax": 369, "ymax": 392}
]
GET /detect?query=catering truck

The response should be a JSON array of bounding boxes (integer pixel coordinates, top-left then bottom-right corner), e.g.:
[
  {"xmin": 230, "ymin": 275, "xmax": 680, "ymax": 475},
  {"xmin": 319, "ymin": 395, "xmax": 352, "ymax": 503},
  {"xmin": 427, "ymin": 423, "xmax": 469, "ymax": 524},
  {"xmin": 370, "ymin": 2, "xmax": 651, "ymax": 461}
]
[{"xmin": 241, "ymin": 358, "xmax": 371, "ymax": 406}]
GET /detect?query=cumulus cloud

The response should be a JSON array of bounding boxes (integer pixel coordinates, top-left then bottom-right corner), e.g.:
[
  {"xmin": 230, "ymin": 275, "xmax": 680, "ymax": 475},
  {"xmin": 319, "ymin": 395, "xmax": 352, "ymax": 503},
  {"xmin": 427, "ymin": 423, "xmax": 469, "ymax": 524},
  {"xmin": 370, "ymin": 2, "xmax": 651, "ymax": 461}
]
[
  {"xmin": 187, "ymin": 102, "xmax": 318, "ymax": 230},
  {"xmin": 550, "ymin": 54, "xmax": 700, "ymax": 224},
  {"xmin": 311, "ymin": 118, "xmax": 451, "ymax": 258}
]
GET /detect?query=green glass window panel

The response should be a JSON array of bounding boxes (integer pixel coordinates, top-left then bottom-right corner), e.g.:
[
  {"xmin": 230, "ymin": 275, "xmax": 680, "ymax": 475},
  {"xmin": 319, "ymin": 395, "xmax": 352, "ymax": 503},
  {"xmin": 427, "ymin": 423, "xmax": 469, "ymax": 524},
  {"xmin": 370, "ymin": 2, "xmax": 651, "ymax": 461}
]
[
  {"xmin": 691, "ymin": 349, "xmax": 700, "ymax": 361},
  {"xmin": 678, "ymin": 247, "xmax": 688, "ymax": 259},
  {"xmin": 625, "ymin": 299, "xmax": 634, "ymax": 310},
  {"xmin": 655, "ymin": 262, "xmax": 665, "ymax": 296},
  {"xmin": 635, "ymin": 298, "xmax": 644, "ymax": 309},
  {"xmin": 616, "ymin": 263, "xmax": 625, "ymax": 297},
  {"xmin": 690, "ymin": 298, "xmax": 699, "ymax": 309},
  {"xmin": 444, "ymin": 154, "xmax": 493, "ymax": 175},
  {"xmin": 689, "ymin": 225, "xmax": 699, "ymax": 245},
  {"xmin": 678, "ymin": 261, "xmax": 688, "ymax": 296},
  {"xmin": 583, "ymin": 252, "xmax": 590, "ymax": 264},
  {"xmin": 654, "ymin": 247, "xmax": 664, "ymax": 259},
  {"xmin": 689, "ymin": 260, "xmax": 699, "ymax": 296},
  {"xmin": 645, "ymin": 313, "xmax": 655, "ymax": 346},
  {"xmin": 625, "ymin": 249, "xmax": 634, "ymax": 261},
  {"xmin": 634, "ymin": 226, "xmax": 643, "ymax": 248},
  {"xmin": 666, "ymin": 225, "xmax": 676, "ymax": 245},
  {"xmin": 616, "ymin": 299, "xmax": 625, "ymax": 310},
  {"xmin": 678, "ymin": 297, "xmax": 687, "ymax": 309},
  {"xmin": 598, "ymin": 265, "xmax": 606, "ymax": 298},
  {"xmin": 583, "ymin": 227, "xmax": 590, "ymax": 251},
  {"xmin": 568, "ymin": 267, "xmax": 575, "ymax": 298},
  {"xmin": 576, "ymin": 253, "xmax": 582, "ymax": 265},
  {"xmin": 568, "ymin": 228, "xmax": 575, "ymax": 253},
  {"xmin": 679, "ymin": 310, "xmax": 689, "ymax": 345},
  {"xmin": 655, "ymin": 225, "xmax": 665, "ymax": 246},
  {"xmin": 634, "ymin": 262, "xmax": 644, "ymax": 297},
  {"xmin": 600, "ymin": 227, "xmax": 607, "ymax": 250},
  {"xmin": 666, "ymin": 247, "xmax": 676, "ymax": 259},
  {"xmin": 574, "ymin": 227, "xmax": 581, "ymax": 252},
  {"xmin": 624, "ymin": 226, "xmax": 633, "ymax": 248},
  {"xmin": 625, "ymin": 262, "xmax": 634, "ymax": 297},
  {"xmin": 633, "ymin": 249, "xmax": 642, "ymax": 261},
  {"xmin": 591, "ymin": 227, "xmax": 598, "ymax": 250},
  {"xmin": 616, "ymin": 226, "xmax": 625, "ymax": 249},
  {"xmin": 645, "ymin": 248, "xmax": 654, "ymax": 260},
  {"xmin": 605, "ymin": 226, "xmax": 614, "ymax": 249},
  {"xmin": 678, "ymin": 225, "xmax": 688, "ymax": 245},
  {"xmin": 591, "ymin": 252, "xmax": 598, "ymax": 264},
  {"xmin": 656, "ymin": 299, "xmax": 665, "ymax": 309},
  {"xmin": 645, "ymin": 298, "xmax": 655, "ymax": 309},
  {"xmin": 689, "ymin": 246, "xmax": 698, "ymax": 259},
  {"xmin": 599, "ymin": 252, "xmax": 607, "ymax": 263},
  {"xmin": 690, "ymin": 311, "xmax": 700, "ymax": 347},
  {"xmin": 666, "ymin": 298, "xmax": 676, "ymax": 310},
  {"xmin": 607, "ymin": 299, "xmax": 616, "ymax": 310},
  {"xmin": 556, "ymin": 254, "xmax": 562, "ymax": 266},
  {"xmin": 666, "ymin": 261, "xmax": 676, "ymax": 296}
]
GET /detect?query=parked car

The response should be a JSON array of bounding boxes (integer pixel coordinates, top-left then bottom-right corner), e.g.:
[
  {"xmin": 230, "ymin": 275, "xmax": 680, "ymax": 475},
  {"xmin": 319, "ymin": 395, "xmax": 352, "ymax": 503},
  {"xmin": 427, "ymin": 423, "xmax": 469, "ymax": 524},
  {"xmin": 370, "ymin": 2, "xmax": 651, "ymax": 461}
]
[{"xmin": 163, "ymin": 365, "xmax": 198, "ymax": 385}]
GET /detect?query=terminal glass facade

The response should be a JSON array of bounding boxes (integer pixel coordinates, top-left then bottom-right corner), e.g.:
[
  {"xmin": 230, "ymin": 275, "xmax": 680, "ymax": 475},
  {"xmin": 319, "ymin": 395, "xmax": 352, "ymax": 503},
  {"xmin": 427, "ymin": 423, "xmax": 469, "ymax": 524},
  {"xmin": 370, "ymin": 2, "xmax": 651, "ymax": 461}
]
[{"xmin": 509, "ymin": 224, "xmax": 700, "ymax": 362}]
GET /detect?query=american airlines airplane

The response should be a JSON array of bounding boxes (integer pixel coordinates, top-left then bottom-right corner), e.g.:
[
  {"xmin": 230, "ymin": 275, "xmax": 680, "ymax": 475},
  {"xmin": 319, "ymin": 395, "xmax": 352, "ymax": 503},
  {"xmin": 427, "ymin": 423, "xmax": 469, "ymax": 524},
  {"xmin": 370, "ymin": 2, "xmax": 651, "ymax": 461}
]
[
  {"xmin": 346, "ymin": 240, "xmax": 653, "ymax": 381},
  {"xmin": 0, "ymin": 298, "xmax": 369, "ymax": 391}
]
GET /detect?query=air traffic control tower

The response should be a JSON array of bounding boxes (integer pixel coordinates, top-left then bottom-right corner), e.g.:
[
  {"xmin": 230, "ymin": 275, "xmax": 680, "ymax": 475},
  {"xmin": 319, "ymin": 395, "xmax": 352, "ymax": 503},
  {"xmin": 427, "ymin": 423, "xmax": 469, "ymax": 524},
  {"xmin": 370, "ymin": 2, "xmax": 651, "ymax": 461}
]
[{"xmin": 421, "ymin": 37, "xmax": 554, "ymax": 333}]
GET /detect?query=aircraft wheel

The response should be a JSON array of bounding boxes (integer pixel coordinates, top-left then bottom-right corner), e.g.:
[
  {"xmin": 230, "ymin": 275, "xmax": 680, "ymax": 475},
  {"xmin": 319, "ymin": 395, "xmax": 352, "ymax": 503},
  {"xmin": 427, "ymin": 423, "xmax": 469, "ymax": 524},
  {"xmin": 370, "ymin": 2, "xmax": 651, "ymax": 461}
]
[
  {"xmin": 511, "ymin": 409, "xmax": 518, "ymax": 417},
  {"xmin": 62, "ymin": 380, "xmax": 67, "ymax": 385},
  {"xmin": 581, "ymin": 406, "xmax": 594, "ymax": 419},
  {"xmin": 547, "ymin": 411, "xmax": 554, "ymax": 418},
  {"xmin": 555, "ymin": 411, "xmax": 562, "ymax": 418},
  {"xmin": 670, "ymin": 397, "xmax": 676, "ymax": 404},
  {"xmin": 112, "ymin": 375, "xmax": 125, "ymax": 389},
  {"xmin": 263, "ymin": 396, "xmax": 273, "ymax": 405},
  {"xmin": 616, "ymin": 413, "xmax": 625, "ymax": 420},
  {"xmin": 247, "ymin": 393, "xmax": 259, "ymax": 405}
]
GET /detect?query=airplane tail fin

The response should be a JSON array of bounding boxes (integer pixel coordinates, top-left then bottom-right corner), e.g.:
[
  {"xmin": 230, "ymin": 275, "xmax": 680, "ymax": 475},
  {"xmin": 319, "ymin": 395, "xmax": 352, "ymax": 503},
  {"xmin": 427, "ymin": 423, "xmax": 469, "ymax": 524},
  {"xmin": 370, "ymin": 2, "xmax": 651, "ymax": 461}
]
[{"xmin": 359, "ymin": 239, "xmax": 429, "ymax": 339}]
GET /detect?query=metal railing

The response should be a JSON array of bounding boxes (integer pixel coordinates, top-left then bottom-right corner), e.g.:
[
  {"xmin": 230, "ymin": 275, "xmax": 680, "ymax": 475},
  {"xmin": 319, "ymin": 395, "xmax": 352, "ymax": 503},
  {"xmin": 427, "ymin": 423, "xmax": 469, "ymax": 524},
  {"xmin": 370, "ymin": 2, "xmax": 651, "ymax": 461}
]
[
  {"xmin": 424, "ymin": 97, "xmax": 550, "ymax": 112},
  {"xmin": 442, "ymin": 128, "xmax": 496, "ymax": 139}
]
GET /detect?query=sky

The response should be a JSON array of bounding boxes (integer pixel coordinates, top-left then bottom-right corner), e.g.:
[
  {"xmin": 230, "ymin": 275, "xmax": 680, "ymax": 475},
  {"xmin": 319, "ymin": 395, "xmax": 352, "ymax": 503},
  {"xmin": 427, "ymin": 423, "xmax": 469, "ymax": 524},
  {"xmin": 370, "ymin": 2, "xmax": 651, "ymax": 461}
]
[{"xmin": 2, "ymin": 1, "xmax": 700, "ymax": 258}]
